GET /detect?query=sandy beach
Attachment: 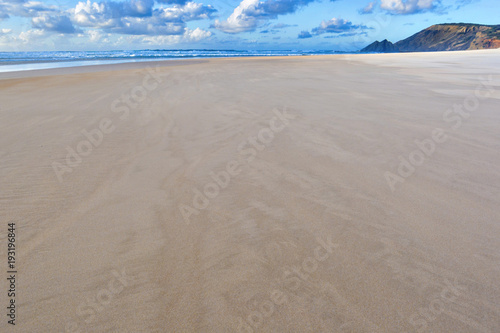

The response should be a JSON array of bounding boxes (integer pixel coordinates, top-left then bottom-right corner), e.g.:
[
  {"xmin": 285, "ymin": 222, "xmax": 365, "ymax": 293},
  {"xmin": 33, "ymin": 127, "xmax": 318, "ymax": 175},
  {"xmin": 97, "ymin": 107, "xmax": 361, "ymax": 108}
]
[{"xmin": 1, "ymin": 50, "xmax": 499, "ymax": 332}]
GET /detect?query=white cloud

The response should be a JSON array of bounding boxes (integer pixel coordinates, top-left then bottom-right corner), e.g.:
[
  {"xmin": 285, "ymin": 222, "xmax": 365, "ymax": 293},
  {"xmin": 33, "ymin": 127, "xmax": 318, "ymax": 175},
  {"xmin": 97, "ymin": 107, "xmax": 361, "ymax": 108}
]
[
  {"xmin": 213, "ymin": 0, "xmax": 261, "ymax": 33},
  {"xmin": 18, "ymin": 28, "xmax": 46, "ymax": 43},
  {"xmin": 32, "ymin": 14, "xmax": 79, "ymax": 33},
  {"xmin": 1, "ymin": 0, "xmax": 58, "ymax": 18},
  {"xmin": 0, "ymin": 0, "xmax": 217, "ymax": 49},
  {"xmin": 380, "ymin": 0, "xmax": 439, "ymax": 14},
  {"xmin": 71, "ymin": 0, "xmax": 216, "ymax": 35},
  {"xmin": 157, "ymin": 2, "xmax": 217, "ymax": 21},
  {"xmin": 73, "ymin": 0, "xmax": 126, "ymax": 29},
  {"xmin": 85, "ymin": 29, "xmax": 110, "ymax": 43},
  {"xmin": 213, "ymin": 0, "xmax": 316, "ymax": 34},
  {"xmin": 184, "ymin": 27, "xmax": 212, "ymax": 41}
]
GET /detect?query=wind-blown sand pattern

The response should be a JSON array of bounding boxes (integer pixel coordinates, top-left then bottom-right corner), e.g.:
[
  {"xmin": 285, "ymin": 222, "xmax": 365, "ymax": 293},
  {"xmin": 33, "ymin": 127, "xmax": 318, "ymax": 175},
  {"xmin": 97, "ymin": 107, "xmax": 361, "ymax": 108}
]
[{"xmin": 0, "ymin": 50, "xmax": 499, "ymax": 332}]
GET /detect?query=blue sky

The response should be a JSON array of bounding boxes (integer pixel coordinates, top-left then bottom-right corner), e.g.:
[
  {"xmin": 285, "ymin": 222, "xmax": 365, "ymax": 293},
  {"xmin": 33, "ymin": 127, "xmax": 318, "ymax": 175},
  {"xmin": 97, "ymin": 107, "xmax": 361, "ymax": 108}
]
[{"xmin": 0, "ymin": 0, "xmax": 497, "ymax": 51}]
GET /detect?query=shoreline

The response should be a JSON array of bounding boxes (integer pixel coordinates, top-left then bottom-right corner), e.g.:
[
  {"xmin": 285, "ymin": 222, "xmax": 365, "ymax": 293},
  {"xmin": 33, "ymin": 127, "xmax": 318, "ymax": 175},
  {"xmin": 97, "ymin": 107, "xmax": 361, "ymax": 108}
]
[{"xmin": 0, "ymin": 48, "xmax": 499, "ymax": 79}]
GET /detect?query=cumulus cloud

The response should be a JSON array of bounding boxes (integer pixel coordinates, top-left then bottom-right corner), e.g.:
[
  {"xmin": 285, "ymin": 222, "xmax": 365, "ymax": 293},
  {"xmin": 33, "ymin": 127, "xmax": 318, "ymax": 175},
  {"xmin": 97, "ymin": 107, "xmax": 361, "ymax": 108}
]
[
  {"xmin": 0, "ymin": 0, "xmax": 58, "ymax": 18},
  {"xmin": 75, "ymin": 0, "xmax": 155, "ymax": 22},
  {"xmin": 311, "ymin": 18, "xmax": 367, "ymax": 35},
  {"xmin": 297, "ymin": 30, "xmax": 312, "ymax": 38},
  {"xmin": 380, "ymin": 0, "xmax": 440, "ymax": 14},
  {"xmin": 212, "ymin": 0, "xmax": 262, "ymax": 34},
  {"xmin": 72, "ymin": 0, "xmax": 156, "ymax": 28},
  {"xmin": 18, "ymin": 28, "xmax": 46, "ymax": 43},
  {"xmin": 156, "ymin": 1, "xmax": 217, "ymax": 22},
  {"xmin": 184, "ymin": 27, "xmax": 212, "ymax": 41},
  {"xmin": 213, "ymin": 0, "xmax": 316, "ymax": 33},
  {"xmin": 84, "ymin": 29, "xmax": 110, "ymax": 43},
  {"xmin": 1, "ymin": 0, "xmax": 218, "ymax": 49},
  {"xmin": 1, "ymin": 0, "xmax": 243, "ymax": 48},
  {"xmin": 32, "ymin": 14, "xmax": 80, "ymax": 33},
  {"xmin": 71, "ymin": 0, "xmax": 216, "ymax": 35},
  {"xmin": 359, "ymin": 0, "xmax": 443, "ymax": 15},
  {"xmin": 0, "ymin": 0, "xmax": 216, "ymax": 39},
  {"xmin": 72, "ymin": 1, "xmax": 119, "ymax": 29},
  {"xmin": 0, "ymin": 0, "xmax": 80, "ymax": 34}
]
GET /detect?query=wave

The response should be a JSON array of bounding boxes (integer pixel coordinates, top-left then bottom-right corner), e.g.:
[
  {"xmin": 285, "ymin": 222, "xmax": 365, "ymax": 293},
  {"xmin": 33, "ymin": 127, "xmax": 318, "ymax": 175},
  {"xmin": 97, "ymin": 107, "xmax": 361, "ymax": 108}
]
[{"xmin": 0, "ymin": 49, "xmax": 350, "ymax": 73}]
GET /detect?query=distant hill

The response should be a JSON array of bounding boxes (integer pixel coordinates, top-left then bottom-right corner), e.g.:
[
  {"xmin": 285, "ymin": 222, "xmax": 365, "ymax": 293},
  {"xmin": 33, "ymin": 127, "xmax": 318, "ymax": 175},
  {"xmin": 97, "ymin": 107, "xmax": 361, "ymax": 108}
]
[
  {"xmin": 360, "ymin": 23, "xmax": 500, "ymax": 53},
  {"xmin": 360, "ymin": 39, "xmax": 399, "ymax": 53}
]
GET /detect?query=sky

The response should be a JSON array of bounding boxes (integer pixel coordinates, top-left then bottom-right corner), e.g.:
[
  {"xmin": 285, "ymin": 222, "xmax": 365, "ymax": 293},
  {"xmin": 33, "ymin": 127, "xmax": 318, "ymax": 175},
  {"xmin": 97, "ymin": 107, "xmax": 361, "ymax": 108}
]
[{"xmin": 0, "ymin": 0, "xmax": 498, "ymax": 51}]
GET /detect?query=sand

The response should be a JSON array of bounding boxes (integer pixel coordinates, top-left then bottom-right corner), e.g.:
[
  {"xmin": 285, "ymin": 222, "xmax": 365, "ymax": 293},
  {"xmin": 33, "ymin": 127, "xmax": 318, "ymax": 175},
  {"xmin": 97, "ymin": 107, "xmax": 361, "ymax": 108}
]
[{"xmin": 0, "ymin": 50, "xmax": 499, "ymax": 332}]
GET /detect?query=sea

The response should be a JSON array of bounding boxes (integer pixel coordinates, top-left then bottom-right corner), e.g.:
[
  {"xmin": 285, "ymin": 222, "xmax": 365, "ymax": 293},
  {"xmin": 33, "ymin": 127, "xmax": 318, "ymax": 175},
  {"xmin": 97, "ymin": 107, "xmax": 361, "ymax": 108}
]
[{"xmin": 0, "ymin": 49, "xmax": 347, "ymax": 73}]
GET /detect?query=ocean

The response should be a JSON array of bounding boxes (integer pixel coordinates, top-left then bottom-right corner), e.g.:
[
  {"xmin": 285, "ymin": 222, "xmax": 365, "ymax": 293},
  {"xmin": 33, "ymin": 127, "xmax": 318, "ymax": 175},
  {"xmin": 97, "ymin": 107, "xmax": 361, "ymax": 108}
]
[{"xmin": 0, "ymin": 49, "xmax": 346, "ymax": 72}]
